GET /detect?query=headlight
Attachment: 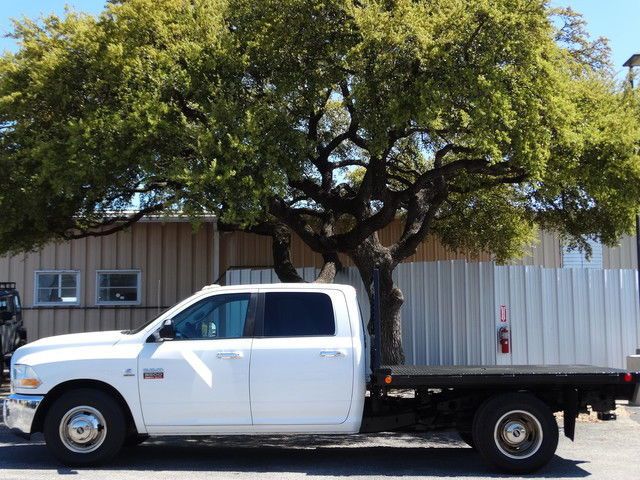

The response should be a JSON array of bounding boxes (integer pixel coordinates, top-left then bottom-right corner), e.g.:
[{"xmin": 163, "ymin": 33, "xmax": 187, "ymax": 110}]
[{"xmin": 12, "ymin": 364, "xmax": 42, "ymax": 389}]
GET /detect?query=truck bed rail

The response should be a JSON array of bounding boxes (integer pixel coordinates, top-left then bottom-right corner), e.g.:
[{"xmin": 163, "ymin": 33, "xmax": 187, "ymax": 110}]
[{"xmin": 375, "ymin": 364, "xmax": 640, "ymax": 389}]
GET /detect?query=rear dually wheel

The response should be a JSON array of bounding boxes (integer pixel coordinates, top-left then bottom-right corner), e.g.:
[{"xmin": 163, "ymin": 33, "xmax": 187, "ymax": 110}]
[{"xmin": 472, "ymin": 393, "xmax": 559, "ymax": 474}]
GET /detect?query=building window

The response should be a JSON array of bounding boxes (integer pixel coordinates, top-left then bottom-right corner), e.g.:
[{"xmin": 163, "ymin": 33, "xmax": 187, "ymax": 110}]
[
  {"xmin": 35, "ymin": 271, "xmax": 80, "ymax": 306},
  {"xmin": 96, "ymin": 270, "xmax": 141, "ymax": 305}
]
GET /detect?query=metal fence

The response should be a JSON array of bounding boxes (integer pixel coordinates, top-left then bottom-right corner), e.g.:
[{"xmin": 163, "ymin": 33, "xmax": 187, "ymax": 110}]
[{"xmin": 225, "ymin": 261, "xmax": 640, "ymax": 369}]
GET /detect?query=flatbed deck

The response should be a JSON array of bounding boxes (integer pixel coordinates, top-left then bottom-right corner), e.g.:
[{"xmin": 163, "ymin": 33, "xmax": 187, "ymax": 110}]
[{"xmin": 375, "ymin": 364, "xmax": 639, "ymax": 389}]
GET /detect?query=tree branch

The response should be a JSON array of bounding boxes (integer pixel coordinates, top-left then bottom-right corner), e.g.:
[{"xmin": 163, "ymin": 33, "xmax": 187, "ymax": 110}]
[{"xmin": 62, "ymin": 202, "xmax": 169, "ymax": 240}]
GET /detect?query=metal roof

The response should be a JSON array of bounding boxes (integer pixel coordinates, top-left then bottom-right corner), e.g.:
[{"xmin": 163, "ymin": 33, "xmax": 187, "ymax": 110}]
[{"xmin": 623, "ymin": 54, "xmax": 640, "ymax": 67}]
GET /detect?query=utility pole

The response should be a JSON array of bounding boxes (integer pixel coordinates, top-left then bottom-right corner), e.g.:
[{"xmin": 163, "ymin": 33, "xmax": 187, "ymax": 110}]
[{"xmin": 623, "ymin": 54, "xmax": 640, "ymax": 318}]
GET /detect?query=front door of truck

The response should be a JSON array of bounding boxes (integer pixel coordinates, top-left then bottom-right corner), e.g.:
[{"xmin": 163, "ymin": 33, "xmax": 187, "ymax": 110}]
[
  {"xmin": 138, "ymin": 292, "xmax": 256, "ymax": 428},
  {"xmin": 250, "ymin": 289, "xmax": 354, "ymax": 425}
]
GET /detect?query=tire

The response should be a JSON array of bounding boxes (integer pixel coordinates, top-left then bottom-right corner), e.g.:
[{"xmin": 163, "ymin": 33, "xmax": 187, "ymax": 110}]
[
  {"xmin": 472, "ymin": 393, "xmax": 558, "ymax": 474},
  {"xmin": 43, "ymin": 388, "xmax": 126, "ymax": 466},
  {"xmin": 458, "ymin": 430, "xmax": 476, "ymax": 450}
]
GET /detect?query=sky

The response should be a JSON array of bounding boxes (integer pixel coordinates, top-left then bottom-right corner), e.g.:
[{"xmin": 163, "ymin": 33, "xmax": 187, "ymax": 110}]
[{"xmin": 0, "ymin": 0, "xmax": 639, "ymax": 73}]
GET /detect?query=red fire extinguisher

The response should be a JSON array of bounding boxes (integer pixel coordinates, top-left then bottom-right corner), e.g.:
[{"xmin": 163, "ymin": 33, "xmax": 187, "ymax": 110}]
[{"xmin": 498, "ymin": 326, "xmax": 510, "ymax": 354}]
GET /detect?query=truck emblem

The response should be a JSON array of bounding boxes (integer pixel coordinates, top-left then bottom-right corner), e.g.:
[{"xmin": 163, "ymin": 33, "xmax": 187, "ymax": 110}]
[
  {"xmin": 143, "ymin": 368, "xmax": 164, "ymax": 380},
  {"xmin": 123, "ymin": 368, "xmax": 135, "ymax": 377}
]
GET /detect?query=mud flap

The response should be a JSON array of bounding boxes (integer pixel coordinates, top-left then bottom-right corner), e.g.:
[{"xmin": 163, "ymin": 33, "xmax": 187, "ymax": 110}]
[{"xmin": 563, "ymin": 388, "xmax": 578, "ymax": 441}]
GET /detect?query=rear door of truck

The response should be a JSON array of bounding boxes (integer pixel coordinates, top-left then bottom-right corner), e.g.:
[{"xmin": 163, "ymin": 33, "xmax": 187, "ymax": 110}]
[{"xmin": 249, "ymin": 288, "xmax": 354, "ymax": 425}]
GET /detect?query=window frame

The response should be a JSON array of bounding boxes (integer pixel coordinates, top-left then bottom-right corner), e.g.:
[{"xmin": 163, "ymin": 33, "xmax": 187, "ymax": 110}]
[
  {"xmin": 255, "ymin": 291, "xmax": 336, "ymax": 338},
  {"xmin": 34, "ymin": 270, "xmax": 81, "ymax": 307},
  {"xmin": 95, "ymin": 269, "xmax": 142, "ymax": 306},
  {"xmin": 166, "ymin": 292, "xmax": 257, "ymax": 341}
]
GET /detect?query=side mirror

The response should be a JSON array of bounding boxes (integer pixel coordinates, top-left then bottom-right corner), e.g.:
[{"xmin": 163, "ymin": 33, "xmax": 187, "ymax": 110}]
[
  {"xmin": 0, "ymin": 311, "xmax": 12, "ymax": 323},
  {"xmin": 158, "ymin": 320, "xmax": 176, "ymax": 341}
]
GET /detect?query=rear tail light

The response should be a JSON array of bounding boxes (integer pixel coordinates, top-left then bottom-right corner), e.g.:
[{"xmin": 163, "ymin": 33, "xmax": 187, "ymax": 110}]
[{"xmin": 623, "ymin": 373, "xmax": 633, "ymax": 383}]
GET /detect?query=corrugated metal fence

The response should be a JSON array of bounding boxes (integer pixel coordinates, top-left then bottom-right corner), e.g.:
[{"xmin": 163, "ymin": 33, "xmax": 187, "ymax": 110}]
[{"xmin": 226, "ymin": 261, "xmax": 640, "ymax": 369}]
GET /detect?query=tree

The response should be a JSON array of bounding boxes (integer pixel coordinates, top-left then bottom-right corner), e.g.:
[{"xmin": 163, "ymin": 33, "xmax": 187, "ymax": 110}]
[{"xmin": 1, "ymin": 0, "xmax": 639, "ymax": 363}]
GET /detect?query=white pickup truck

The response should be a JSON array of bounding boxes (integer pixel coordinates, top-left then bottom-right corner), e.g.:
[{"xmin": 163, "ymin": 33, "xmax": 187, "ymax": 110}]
[{"xmin": 4, "ymin": 281, "xmax": 639, "ymax": 474}]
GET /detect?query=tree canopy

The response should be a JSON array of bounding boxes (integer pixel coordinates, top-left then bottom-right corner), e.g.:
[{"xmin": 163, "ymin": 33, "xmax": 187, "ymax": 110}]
[{"xmin": 1, "ymin": 0, "xmax": 639, "ymax": 362}]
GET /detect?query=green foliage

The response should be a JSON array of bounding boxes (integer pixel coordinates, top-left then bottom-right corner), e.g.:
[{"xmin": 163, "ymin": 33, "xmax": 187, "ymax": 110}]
[{"xmin": 0, "ymin": 0, "xmax": 638, "ymax": 262}]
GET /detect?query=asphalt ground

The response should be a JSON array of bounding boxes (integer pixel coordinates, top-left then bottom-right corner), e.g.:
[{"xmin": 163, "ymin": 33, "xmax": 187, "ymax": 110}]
[{"xmin": 0, "ymin": 381, "xmax": 639, "ymax": 480}]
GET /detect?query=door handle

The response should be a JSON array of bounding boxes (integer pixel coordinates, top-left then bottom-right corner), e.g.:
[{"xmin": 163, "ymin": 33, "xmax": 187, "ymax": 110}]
[
  {"xmin": 216, "ymin": 351, "xmax": 242, "ymax": 360},
  {"xmin": 320, "ymin": 350, "xmax": 346, "ymax": 358}
]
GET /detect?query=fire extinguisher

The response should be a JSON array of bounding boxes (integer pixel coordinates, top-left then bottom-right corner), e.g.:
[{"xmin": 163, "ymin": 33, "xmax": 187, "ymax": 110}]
[{"xmin": 498, "ymin": 326, "xmax": 510, "ymax": 354}]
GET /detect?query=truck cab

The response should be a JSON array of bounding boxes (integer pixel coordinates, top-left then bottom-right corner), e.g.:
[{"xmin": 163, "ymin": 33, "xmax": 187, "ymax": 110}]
[{"xmin": 4, "ymin": 284, "xmax": 366, "ymax": 460}]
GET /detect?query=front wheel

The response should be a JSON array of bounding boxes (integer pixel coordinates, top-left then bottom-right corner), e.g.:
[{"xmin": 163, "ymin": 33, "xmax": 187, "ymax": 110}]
[
  {"xmin": 472, "ymin": 393, "xmax": 558, "ymax": 474},
  {"xmin": 43, "ymin": 388, "xmax": 126, "ymax": 466}
]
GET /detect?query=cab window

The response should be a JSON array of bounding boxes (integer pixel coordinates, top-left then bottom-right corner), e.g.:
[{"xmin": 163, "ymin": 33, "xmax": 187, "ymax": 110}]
[
  {"xmin": 262, "ymin": 292, "xmax": 335, "ymax": 337},
  {"xmin": 172, "ymin": 293, "xmax": 251, "ymax": 340}
]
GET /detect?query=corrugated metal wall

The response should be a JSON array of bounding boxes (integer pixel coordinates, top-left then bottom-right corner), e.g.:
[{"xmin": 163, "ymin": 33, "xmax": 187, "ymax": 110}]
[
  {"xmin": 562, "ymin": 240, "xmax": 603, "ymax": 269},
  {"xmin": 494, "ymin": 266, "xmax": 640, "ymax": 368},
  {"xmin": 226, "ymin": 261, "xmax": 640, "ymax": 369},
  {"xmin": 603, "ymin": 234, "xmax": 639, "ymax": 269},
  {"xmin": 2, "ymin": 217, "xmax": 638, "ymax": 343},
  {"xmin": 0, "ymin": 221, "xmax": 215, "ymax": 340},
  {"xmin": 219, "ymin": 225, "xmax": 639, "ymax": 273}
]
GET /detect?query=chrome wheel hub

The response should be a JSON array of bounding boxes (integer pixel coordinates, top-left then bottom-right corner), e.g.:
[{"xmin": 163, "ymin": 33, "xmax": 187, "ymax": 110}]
[
  {"xmin": 59, "ymin": 406, "xmax": 107, "ymax": 453},
  {"xmin": 503, "ymin": 421, "xmax": 527, "ymax": 445},
  {"xmin": 494, "ymin": 410, "xmax": 543, "ymax": 459}
]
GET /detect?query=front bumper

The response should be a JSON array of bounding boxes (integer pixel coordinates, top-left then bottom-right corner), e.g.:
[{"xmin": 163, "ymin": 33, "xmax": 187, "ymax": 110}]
[{"xmin": 3, "ymin": 393, "xmax": 44, "ymax": 439}]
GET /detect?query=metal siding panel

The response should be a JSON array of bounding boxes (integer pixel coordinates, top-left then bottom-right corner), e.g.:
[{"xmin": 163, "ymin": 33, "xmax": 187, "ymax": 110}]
[
  {"xmin": 192, "ymin": 225, "xmax": 209, "ymax": 291},
  {"xmin": 508, "ymin": 267, "xmax": 527, "ymax": 364},
  {"xmin": 604, "ymin": 270, "xmax": 622, "ymax": 368},
  {"xmin": 85, "ymin": 235, "xmax": 101, "ymax": 306},
  {"xmin": 541, "ymin": 268, "xmax": 560, "ymax": 364},
  {"xmin": 425, "ymin": 262, "xmax": 439, "ymax": 364},
  {"xmin": 24, "ymin": 249, "xmax": 40, "ymax": 311},
  {"xmin": 131, "ymin": 224, "xmax": 147, "ymax": 305},
  {"xmin": 38, "ymin": 309, "xmax": 55, "ymax": 339},
  {"xmin": 524, "ymin": 267, "xmax": 544, "ymax": 364},
  {"xmin": 162, "ymin": 223, "xmax": 178, "ymax": 305},
  {"xmin": 100, "ymin": 233, "xmax": 117, "ymax": 271},
  {"xmin": 145, "ymin": 224, "xmax": 163, "ymax": 308},
  {"xmin": 554, "ymin": 269, "xmax": 569, "ymax": 363},
  {"xmin": 452, "ymin": 261, "xmax": 466, "ymax": 364},
  {"xmin": 39, "ymin": 243, "xmax": 56, "ymax": 270},
  {"xmin": 588, "ymin": 270, "xmax": 607, "ymax": 367},
  {"xmin": 603, "ymin": 235, "xmax": 637, "ymax": 270},
  {"xmin": 115, "ymin": 230, "xmax": 131, "ymax": 270},
  {"xmin": 223, "ymin": 260, "xmax": 640, "ymax": 368},
  {"xmin": 570, "ymin": 269, "xmax": 586, "ymax": 364},
  {"xmin": 23, "ymin": 310, "xmax": 39, "ymax": 343},
  {"xmin": 69, "ymin": 308, "xmax": 85, "ymax": 335}
]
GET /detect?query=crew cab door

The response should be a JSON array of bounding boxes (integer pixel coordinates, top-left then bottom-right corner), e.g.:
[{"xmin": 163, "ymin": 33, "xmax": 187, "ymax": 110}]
[
  {"xmin": 138, "ymin": 292, "xmax": 256, "ymax": 428},
  {"xmin": 250, "ymin": 289, "xmax": 354, "ymax": 425}
]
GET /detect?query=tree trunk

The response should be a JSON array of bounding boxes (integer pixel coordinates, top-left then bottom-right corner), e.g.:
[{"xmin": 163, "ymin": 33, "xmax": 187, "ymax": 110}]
[
  {"xmin": 314, "ymin": 251, "xmax": 342, "ymax": 283},
  {"xmin": 269, "ymin": 223, "xmax": 341, "ymax": 284},
  {"xmin": 270, "ymin": 224, "xmax": 305, "ymax": 283},
  {"xmin": 350, "ymin": 235, "xmax": 405, "ymax": 365}
]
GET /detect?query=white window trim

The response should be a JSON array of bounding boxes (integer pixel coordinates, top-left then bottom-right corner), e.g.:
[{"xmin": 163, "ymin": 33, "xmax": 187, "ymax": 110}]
[
  {"xmin": 95, "ymin": 270, "xmax": 142, "ymax": 306},
  {"xmin": 34, "ymin": 270, "xmax": 81, "ymax": 307}
]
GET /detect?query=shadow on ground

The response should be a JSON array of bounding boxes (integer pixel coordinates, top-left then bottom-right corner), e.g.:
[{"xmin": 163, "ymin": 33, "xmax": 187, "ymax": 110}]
[{"xmin": 0, "ymin": 430, "xmax": 590, "ymax": 478}]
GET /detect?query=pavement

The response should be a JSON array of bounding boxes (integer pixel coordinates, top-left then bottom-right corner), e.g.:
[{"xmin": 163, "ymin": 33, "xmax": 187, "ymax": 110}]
[{"xmin": 0, "ymin": 381, "xmax": 639, "ymax": 480}]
